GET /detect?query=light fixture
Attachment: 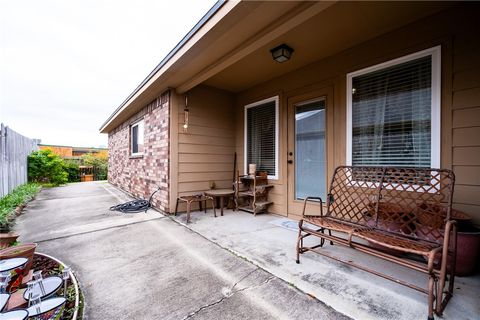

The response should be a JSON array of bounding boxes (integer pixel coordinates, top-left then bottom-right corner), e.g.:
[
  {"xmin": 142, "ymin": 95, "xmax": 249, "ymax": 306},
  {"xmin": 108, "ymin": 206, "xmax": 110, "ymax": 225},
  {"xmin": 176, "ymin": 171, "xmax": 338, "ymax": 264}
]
[
  {"xmin": 270, "ymin": 44, "xmax": 294, "ymax": 63},
  {"xmin": 183, "ymin": 94, "xmax": 189, "ymax": 132}
]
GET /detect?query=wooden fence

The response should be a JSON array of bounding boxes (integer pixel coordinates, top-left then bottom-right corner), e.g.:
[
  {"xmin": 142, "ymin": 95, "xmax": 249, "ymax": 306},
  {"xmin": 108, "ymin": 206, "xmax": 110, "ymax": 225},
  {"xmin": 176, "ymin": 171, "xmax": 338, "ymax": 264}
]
[{"xmin": 0, "ymin": 123, "xmax": 38, "ymax": 197}]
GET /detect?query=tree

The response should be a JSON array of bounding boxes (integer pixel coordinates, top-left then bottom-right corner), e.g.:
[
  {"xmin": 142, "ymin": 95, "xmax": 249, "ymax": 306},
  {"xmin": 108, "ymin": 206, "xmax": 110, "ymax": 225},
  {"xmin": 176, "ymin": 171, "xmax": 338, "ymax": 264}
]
[
  {"xmin": 28, "ymin": 149, "xmax": 68, "ymax": 185},
  {"xmin": 81, "ymin": 151, "xmax": 108, "ymax": 180}
]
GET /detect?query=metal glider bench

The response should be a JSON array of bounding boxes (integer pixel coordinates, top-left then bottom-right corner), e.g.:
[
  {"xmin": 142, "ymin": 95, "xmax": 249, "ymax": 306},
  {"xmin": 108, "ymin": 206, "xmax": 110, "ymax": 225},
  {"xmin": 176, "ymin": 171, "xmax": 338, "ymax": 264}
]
[{"xmin": 296, "ymin": 166, "xmax": 457, "ymax": 320}]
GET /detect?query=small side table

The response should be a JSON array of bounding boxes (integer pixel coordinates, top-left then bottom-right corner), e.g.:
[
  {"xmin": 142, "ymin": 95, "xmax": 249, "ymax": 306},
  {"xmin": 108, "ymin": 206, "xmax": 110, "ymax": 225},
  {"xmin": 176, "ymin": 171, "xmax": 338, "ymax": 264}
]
[
  {"xmin": 174, "ymin": 195, "xmax": 216, "ymax": 223},
  {"xmin": 204, "ymin": 189, "xmax": 235, "ymax": 217}
]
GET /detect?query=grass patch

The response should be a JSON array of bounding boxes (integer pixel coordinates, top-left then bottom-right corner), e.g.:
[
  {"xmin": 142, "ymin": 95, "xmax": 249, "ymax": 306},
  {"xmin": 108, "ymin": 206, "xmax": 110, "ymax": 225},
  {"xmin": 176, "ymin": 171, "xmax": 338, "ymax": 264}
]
[{"xmin": 0, "ymin": 183, "xmax": 41, "ymax": 232}]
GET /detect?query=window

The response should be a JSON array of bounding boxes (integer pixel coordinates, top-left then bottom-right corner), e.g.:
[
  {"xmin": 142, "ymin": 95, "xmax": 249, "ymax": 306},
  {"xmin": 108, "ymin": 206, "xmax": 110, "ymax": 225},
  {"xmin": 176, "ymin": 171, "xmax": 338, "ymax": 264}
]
[
  {"xmin": 244, "ymin": 96, "xmax": 279, "ymax": 179},
  {"xmin": 295, "ymin": 98, "xmax": 326, "ymax": 200},
  {"xmin": 346, "ymin": 46, "xmax": 440, "ymax": 168},
  {"xmin": 131, "ymin": 120, "xmax": 144, "ymax": 156}
]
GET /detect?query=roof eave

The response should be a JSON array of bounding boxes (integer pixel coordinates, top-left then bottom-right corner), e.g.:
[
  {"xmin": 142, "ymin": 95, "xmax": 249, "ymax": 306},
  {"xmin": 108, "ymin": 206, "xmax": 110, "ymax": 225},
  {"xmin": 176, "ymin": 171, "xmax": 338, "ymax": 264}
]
[{"xmin": 99, "ymin": 0, "xmax": 228, "ymax": 133}]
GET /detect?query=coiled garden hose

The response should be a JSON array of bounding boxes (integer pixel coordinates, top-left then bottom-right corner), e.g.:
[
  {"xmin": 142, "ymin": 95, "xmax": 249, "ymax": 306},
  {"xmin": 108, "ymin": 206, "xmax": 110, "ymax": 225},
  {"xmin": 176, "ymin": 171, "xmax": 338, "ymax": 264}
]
[{"xmin": 109, "ymin": 186, "xmax": 161, "ymax": 213}]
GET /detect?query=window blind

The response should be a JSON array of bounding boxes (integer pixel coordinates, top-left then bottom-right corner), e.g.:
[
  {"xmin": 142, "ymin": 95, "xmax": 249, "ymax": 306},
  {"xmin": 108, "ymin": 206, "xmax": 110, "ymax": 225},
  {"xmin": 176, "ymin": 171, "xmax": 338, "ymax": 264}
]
[
  {"xmin": 132, "ymin": 125, "xmax": 139, "ymax": 154},
  {"xmin": 246, "ymin": 101, "xmax": 276, "ymax": 175},
  {"xmin": 351, "ymin": 55, "xmax": 432, "ymax": 167},
  {"xmin": 131, "ymin": 120, "xmax": 144, "ymax": 155}
]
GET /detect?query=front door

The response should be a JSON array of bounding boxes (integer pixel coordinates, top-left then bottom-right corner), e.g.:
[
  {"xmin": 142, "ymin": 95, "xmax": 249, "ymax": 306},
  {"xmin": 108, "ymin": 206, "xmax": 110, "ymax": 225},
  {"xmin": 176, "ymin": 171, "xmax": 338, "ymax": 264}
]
[{"xmin": 287, "ymin": 88, "xmax": 332, "ymax": 217}]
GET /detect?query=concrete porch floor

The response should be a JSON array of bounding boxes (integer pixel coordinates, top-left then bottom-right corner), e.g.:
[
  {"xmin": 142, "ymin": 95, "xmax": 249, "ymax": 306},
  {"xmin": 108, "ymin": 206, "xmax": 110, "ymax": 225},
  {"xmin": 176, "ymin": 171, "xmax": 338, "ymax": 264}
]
[{"xmin": 172, "ymin": 209, "xmax": 480, "ymax": 320}]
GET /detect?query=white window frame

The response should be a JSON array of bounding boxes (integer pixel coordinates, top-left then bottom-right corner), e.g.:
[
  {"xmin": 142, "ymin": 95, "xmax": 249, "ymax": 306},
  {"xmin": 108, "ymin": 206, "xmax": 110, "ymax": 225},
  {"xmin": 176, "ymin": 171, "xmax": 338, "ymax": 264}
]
[
  {"xmin": 244, "ymin": 96, "xmax": 279, "ymax": 180},
  {"xmin": 346, "ymin": 46, "xmax": 441, "ymax": 168},
  {"xmin": 130, "ymin": 119, "xmax": 144, "ymax": 156}
]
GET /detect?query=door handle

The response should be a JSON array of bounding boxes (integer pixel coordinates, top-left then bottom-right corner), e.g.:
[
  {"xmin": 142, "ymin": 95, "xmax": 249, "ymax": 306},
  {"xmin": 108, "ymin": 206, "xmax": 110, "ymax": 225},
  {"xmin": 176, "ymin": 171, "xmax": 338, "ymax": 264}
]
[{"xmin": 287, "ymin": 160, "xmax": 293, "ymax": 164}]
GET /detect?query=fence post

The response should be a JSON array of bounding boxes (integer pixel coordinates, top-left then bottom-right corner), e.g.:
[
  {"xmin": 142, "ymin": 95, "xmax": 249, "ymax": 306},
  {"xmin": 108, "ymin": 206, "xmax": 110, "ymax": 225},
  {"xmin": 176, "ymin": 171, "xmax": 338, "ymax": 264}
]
[{"xmin": 1, "ymin": 123, "xmax": 6, "ymax": 197}]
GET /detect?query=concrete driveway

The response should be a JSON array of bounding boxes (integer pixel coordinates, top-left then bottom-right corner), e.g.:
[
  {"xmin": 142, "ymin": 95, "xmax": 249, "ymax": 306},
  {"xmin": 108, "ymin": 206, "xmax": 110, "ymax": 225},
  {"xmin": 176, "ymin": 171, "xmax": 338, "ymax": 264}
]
[{"xmin": 15, "ymin": 181, "xmax": 348, "ymax": 320}]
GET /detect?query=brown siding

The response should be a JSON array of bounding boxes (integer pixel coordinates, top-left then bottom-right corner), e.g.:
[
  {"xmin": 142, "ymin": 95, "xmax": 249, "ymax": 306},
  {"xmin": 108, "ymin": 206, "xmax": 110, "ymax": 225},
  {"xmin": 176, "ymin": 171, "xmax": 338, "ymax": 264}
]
[
  {"xmin": 172, "ymin": 85, "xmax": 235, "ymax": 212},
  {"xmin": 234, "ymin": 5, "xmax": 480, "ymax": 223},
  {"xmin": 452, "ymin": 27, "xmax": 480, "ymax": 222}
]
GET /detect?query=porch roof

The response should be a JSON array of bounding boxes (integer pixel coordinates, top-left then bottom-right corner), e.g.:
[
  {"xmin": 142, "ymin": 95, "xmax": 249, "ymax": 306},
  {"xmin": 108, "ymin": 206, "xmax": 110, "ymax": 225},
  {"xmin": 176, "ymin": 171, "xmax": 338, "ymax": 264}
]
[{"xmin": 100, "ymin": 1, "xmax": 455, "ymax": 133}]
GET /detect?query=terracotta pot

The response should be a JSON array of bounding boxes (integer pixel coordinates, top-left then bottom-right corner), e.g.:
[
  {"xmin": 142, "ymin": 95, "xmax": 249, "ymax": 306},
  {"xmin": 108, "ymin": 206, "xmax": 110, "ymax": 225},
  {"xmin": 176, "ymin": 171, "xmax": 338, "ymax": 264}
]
[
  {"xmin": 365, "ymin": 218, "xmax": 403, "ymax": 256},
  {"xmin": 416, "ymin": 225, "xmax": 480, "ymax": 276},
  {"xmin": 450, "ymin": 226, "xmax": 480, "ymax": 277},
  {"xmin": 0, "ymin": 243, "xmax": 37, "ymax": 276},
  {"xmin": 415, "ymin": 225, "xmax": 444, "ymax": 243},
  {"xmin": 0, "ymin": 232, "xmax": 19, "ymax": 249}
]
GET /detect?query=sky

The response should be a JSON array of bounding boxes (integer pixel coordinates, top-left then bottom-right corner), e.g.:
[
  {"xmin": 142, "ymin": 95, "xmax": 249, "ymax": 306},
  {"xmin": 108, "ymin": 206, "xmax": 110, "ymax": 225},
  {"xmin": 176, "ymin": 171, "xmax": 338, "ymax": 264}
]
[{"xmin": 0, "ymin": 0, "xmax": 216, "ymax": 147}]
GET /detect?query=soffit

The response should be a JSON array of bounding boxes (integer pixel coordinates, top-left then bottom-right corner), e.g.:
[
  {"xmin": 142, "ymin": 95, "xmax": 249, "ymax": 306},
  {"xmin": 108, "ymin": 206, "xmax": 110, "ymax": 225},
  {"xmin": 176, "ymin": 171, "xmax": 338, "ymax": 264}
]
[
  {"xmin": 202, "ymin": 1, "xmax": 455, "ymax": 93},
  {"xmin": 101, "ymin": 1, "xmax": 454, "ymax": 132},
  {"xmin": 101, "ymin": 1, "xmax": 313, "ymax": 132}
]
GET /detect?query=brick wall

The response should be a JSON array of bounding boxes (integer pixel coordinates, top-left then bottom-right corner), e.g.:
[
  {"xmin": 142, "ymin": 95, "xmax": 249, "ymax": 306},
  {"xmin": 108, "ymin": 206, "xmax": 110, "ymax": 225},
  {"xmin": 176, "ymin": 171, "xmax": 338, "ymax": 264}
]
[{"xmin": 108, "ymin": 91, "xmax": 170, "ymax": 212}]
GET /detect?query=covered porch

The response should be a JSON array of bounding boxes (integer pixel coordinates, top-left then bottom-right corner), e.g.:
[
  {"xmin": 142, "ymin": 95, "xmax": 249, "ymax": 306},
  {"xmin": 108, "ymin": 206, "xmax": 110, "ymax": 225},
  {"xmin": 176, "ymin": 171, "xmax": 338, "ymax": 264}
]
[
  {"xmin": 167, "ymin": 1, "xmax": 480, "ymax": 227},
  {"xmin": 172, "ymin": 209, "xmax": 479, "ymax": 320}
]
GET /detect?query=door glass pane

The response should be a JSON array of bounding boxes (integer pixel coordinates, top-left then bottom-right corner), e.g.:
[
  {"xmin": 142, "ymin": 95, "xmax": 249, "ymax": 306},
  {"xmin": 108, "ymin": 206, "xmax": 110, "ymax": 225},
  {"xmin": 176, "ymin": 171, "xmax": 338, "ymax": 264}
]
[{"xmin": 295, "ymin": 99, "xmax": 326, "ymax": 201}]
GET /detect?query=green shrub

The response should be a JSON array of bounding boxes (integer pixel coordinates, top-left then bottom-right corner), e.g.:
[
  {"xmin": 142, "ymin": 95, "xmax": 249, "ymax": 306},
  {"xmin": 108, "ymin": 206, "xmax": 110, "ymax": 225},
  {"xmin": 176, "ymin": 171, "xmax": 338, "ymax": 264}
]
[
  {"xmin": 0, "ymin": 183, "xmax": 40, "ymax": 232},
  {"xmin": 64, "ymin": 161, "xmax": 80, "ymax": 182},
  {"xmin": 28, "ymin": 149, "xmax": 68, "ymax": 186},
  {"xmin": 82, "ymin": 152, "xmax": 108, "ymax": 181}
]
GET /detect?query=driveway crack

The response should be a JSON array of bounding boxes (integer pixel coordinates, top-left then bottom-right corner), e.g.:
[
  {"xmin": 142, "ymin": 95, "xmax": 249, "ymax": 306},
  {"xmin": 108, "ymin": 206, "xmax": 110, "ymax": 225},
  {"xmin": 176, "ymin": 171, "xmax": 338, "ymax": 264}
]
[
  {"xmin": 182, "ymin": 268, "xmax": 275, "ymax": 319},
  {"xmin": 181, "ymin": 295, "xmax": 229, "ymax": 320}
]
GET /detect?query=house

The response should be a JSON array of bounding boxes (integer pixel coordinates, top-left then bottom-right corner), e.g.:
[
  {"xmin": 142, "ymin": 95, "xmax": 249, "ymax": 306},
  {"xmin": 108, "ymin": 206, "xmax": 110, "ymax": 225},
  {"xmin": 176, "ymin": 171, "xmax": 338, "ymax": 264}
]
[
  {"xmin": 100, "ymin": 1, "xmax": 480, "ymax": 225},
  {"xmin": 38, "ymin": 144, "xmax": 108, "ymax": 159}
]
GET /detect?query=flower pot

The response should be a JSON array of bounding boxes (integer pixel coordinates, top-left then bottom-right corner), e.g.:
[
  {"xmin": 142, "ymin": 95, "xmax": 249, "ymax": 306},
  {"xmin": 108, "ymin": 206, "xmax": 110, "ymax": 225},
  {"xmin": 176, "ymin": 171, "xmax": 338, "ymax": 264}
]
[
  {"xmin": 0, "ymin": 232, "xmax": 19, "ymax": 250},
  {"xmin": 0, "ymin": 243, "xmax": 37, "ymax": 276},
  {"xmin": 451, "ymin": 226, "xmax": 480, "ymax": 277},
  {"xmin": 365, "ymin": 218, "xmax": 404, "ymax": 256}
]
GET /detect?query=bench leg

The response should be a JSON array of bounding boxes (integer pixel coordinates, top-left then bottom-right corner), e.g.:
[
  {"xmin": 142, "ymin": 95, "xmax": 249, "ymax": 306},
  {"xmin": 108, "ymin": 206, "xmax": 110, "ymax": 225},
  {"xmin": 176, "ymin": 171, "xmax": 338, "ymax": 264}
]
[
  {"xmin": 211, "ymin": 198, "xmax": 217, "ymax": 218},
  {"xmin": 427, "ymin": 273, "xmax": 436, "ymax": 320},
  {"xmin": 436, "ymin": 224, "xmax": 457, "ymax": 316},
  {"xmin": 296, "ymin": 220, "xmax": 304, "ymax": 264}
]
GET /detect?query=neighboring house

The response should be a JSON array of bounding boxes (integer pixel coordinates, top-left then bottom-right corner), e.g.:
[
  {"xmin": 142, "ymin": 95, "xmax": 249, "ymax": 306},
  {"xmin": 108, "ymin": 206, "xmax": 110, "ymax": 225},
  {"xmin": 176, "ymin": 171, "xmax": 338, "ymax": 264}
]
[
  {"xmin": 100, "ymin": 1, "xmax": 480, "ymax": 224},
  {"xmin": 39, "ymin": 144, "xmax": 108, "ymax": 159}
]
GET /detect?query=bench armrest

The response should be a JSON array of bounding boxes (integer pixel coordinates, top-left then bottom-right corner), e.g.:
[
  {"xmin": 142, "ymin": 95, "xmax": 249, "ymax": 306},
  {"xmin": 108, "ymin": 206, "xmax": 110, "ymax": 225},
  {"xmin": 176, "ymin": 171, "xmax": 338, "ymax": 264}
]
[{"xmin": 302, "ymin": 196, "xmax": 323, "ymax": 218}]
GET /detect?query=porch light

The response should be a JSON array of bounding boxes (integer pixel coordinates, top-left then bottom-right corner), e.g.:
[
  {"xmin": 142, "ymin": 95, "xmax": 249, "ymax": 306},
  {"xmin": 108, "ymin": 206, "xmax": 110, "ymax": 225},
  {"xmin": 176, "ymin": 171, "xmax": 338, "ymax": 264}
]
[
  {"xmin": 270, "ymin": 44, "xmax": 294, "ymax": 63},
  {"xmin": 183, "ymin": 95, "xmax": 189, "ymax": 132}
]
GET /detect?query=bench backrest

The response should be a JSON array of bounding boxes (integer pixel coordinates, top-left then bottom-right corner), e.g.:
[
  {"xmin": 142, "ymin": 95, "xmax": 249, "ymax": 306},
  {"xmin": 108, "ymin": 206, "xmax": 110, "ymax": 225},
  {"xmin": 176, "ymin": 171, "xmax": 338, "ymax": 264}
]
[{"xmin": 326, "ymin": 166, "xmax": 455, "ymax": 244}]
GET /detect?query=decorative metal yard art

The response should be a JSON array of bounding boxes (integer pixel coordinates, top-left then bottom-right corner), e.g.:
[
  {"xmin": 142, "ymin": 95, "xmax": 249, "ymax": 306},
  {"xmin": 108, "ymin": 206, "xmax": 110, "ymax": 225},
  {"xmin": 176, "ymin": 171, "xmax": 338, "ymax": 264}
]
[
  {"xmin": 61, "ymin": 267, "xmax": 70, "ymax": 298},
  {"xmin": 24, "ymin": 276, "xmax": 62, "ymax": 302},
  {"xmin": 1, "ymin": 258, "xmax": 72, "ymax": 319},
  {"xmin": 0, "ymin": 258, "xmax": 27, "ymax": 293},
  {"xmin": 0, "ymin": 292, "xmax": 10, "ymax": 312},
  {"xmin": 24, "ymin": 274, "xmax": 66, "ymax": 320},
  {"xmin": 0, "ymin": 272, "xmax": 10, "ymax": 294},
  {"xmin": 26, "ymin": 296, "xmax": 66, "ymax": 320},
  {"xmin": 33, "ymin": 271, "xmax": 46, "ymax": 296},
  {"xmin": 0, "ymin": 309, "xmax": 29, "ymax": 320}
]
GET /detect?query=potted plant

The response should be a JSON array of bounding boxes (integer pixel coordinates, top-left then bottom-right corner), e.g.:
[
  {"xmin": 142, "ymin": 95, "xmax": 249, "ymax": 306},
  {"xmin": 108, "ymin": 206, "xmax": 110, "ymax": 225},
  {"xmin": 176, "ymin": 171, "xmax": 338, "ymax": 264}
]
[
  {"xmin": 0, "ymin": 243, "xmax": 38, "ymax": 276},
  {"xmin": 451, "ymin": 220, "xmax": 480, "ymax": 276},
  {"xmin": 0, "ymin": 232, "xmax": 19, "ymax": 249}
]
